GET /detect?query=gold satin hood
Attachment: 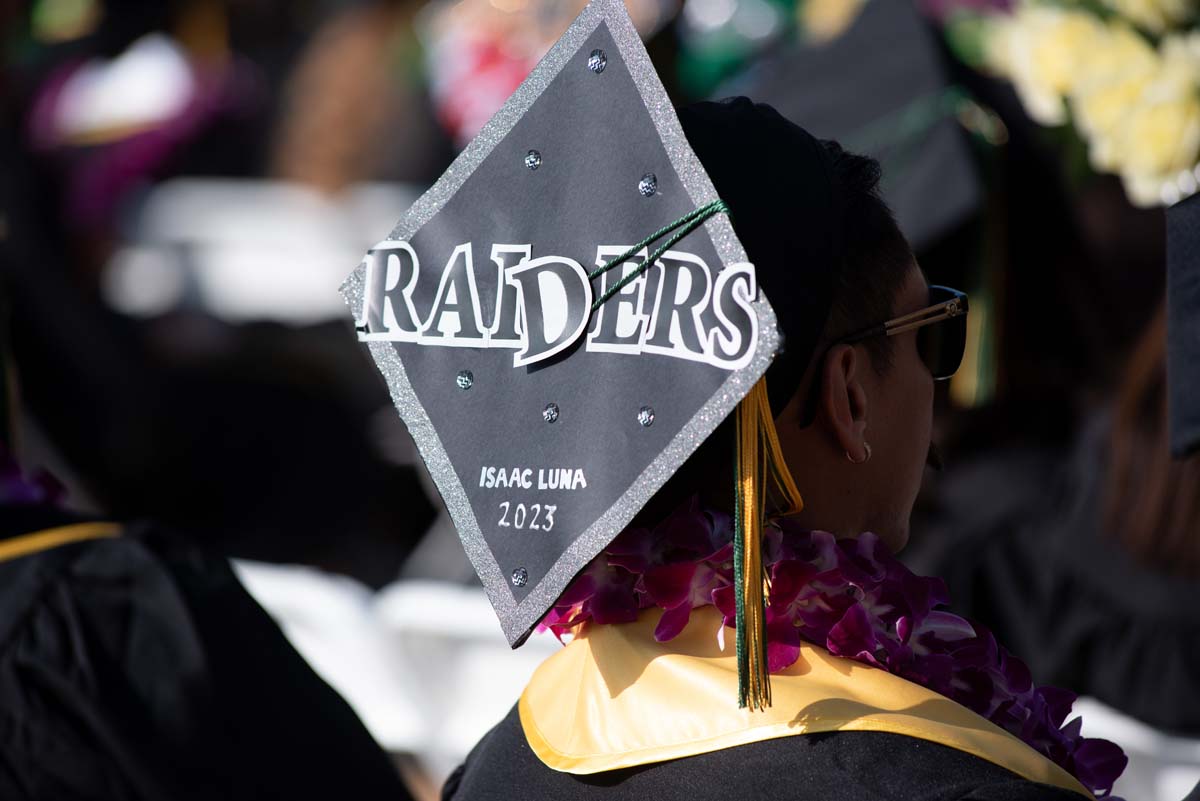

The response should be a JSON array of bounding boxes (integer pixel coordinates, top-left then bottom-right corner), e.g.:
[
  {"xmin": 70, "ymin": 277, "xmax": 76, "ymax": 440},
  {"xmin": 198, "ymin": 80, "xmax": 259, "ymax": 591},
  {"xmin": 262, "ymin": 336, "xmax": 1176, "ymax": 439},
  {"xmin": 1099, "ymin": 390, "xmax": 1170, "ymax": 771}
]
[{"xmin": 519, "ymin": 606, "xmax": 1092, "ymax": 798}]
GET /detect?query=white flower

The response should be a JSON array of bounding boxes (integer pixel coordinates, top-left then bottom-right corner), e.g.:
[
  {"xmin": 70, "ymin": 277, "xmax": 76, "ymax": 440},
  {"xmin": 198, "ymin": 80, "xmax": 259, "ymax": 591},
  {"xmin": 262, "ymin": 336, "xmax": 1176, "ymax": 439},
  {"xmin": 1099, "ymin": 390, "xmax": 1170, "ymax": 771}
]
[
  {"xmin": 1120, "ymin": 170, "xmax": 1171, "ymax": 207},
  {"xmin": 1069, "ymin": 23, "xmax": 1161, "ymax": 170},
  {"xmin": 1097, "ymin": 0, "xmax": 1197, "ymax": 34},
  {"xmin": 1095, "ymin": 35, "xmax": 1200, "ymax": 200},
  {"xmin": 983, "ymin": 2, "xmax": 1200, "ymax": 206},
  {"xmin": 985, "ymin": 4, "xmax": 1107, "ymax": 125}
]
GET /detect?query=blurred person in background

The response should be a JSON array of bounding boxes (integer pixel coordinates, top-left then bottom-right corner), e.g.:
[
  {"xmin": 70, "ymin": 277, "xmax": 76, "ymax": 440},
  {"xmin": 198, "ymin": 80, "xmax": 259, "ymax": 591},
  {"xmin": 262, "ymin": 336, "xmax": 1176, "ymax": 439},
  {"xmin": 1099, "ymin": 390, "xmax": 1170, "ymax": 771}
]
[
  {"xmin": 0, "ymin": 443, "xmax": 414, "ymax": 800},
  {"xmin": 894, "ymin": 6, "xmax": 1200, "ymax": 798},
  {"xmin": 0, "ymin": 140, "xmax": 414, "ymax": 797},
  {"xmin": 3, "ymin": 0, "xmax": 438, "ymax": 585},
  {"xmin": 924, "ymin": 303, "xmax": 1200, "ymax": 801},
  {"xmin": 271, "ymin": 0, "xmax": 453, "ymax": 190},
  {"xmin": 0, "ymin": 2, "xmax": 440, "ymax": 797},
  {"xmin": 272, "ymin": 0, "xmax": 453, "ymax": 190}
]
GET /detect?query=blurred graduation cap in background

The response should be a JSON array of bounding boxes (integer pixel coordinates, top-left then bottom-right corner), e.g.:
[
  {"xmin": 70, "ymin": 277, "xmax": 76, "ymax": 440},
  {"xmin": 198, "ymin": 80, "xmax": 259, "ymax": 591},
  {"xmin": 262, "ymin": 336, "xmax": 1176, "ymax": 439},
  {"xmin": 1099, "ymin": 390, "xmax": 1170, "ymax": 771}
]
[
  {"xmin": 716, "ymin": 0, "xmax": 982, "ymax": 250},
  {"xmin": 1166, "ymin": 193, "xmax": 1200, "ymax": 458}
]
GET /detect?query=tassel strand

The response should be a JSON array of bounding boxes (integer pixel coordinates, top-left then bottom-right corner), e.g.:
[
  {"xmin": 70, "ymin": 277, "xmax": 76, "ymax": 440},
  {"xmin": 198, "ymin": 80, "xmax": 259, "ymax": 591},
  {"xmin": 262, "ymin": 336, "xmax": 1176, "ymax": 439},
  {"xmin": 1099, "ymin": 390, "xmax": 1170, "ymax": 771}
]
[{"xmin": 733, "ymin": 377, "xmax": 804, "ymax": 710}]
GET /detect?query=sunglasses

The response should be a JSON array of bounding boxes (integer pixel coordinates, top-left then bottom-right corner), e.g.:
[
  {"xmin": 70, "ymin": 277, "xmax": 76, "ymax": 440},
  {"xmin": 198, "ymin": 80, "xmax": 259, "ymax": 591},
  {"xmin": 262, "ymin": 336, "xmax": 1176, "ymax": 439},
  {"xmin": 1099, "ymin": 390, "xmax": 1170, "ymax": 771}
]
[
  {"xmin": 839, "ymin": 285, "xmax": 969, "ymax": 381},
  {"xmin": 797, "ymin": 285, "xmax": 969, "ymax": 427}
]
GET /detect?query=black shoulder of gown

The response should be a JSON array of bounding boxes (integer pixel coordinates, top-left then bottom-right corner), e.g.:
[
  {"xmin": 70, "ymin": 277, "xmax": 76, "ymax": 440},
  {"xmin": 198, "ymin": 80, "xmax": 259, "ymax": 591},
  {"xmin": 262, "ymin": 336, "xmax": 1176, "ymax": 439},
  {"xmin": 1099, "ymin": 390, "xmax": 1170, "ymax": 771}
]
[
  {"xmin": 442, "ymin": 705, "xmax": 1083, "ymax": 801},
  {"xmin": 0, "ymin": 505, "xmax": 411, "ymax": 801}
]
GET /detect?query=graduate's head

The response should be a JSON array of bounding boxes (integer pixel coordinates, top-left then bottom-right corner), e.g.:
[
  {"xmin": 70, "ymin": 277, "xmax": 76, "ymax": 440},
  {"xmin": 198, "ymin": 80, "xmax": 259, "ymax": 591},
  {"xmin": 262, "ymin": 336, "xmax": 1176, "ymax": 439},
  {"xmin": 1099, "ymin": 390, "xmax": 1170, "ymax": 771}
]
[{"xmin": 673, "ymin": 97, "xmax": 964, "ymax": 553}]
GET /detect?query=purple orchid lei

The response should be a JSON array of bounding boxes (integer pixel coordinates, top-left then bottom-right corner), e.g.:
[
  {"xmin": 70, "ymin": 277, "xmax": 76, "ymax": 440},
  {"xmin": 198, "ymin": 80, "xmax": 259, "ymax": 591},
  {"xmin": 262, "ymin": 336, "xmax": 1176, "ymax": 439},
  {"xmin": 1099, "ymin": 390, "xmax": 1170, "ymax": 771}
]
[
  {"xmin": 0, "ymin": 451, "xmax": 64, "ymax": 507},
  {"xmin": 539, "ymin": 498, "xmax": 1128, "ymax": 798}
]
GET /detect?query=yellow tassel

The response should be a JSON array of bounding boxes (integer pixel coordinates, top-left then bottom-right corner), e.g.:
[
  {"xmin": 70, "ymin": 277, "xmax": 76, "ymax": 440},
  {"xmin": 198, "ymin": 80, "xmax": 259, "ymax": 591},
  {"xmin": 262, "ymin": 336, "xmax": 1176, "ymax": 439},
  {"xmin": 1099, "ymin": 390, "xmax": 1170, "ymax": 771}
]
[{"xmin": 734, "ymin": 378, "xmax": 804, "ymax": 711}]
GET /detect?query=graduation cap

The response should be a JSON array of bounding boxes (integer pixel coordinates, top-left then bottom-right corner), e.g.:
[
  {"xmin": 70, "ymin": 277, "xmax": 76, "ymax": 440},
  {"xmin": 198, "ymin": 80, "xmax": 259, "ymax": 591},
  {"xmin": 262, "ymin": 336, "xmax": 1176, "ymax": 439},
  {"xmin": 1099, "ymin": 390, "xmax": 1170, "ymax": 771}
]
[
  {"xmin": 715, "ymin": 0, "xmax": 980, "ymax": 250},
  {"xmin": 1167, "ymin": 193, "xmax": 1200, "ymax": 458},
  {"xmin": 342, "ymin": 0, "xmax": 811, "ymax": 708}
]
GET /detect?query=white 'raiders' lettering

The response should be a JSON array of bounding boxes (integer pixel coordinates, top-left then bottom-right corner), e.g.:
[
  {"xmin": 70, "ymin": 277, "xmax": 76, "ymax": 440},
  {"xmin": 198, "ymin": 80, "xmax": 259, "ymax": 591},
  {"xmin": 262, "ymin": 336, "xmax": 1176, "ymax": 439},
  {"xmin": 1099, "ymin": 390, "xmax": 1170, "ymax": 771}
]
[{"xmin": 360, "ymin": 241, "xmax": 757, "ymax": 369}]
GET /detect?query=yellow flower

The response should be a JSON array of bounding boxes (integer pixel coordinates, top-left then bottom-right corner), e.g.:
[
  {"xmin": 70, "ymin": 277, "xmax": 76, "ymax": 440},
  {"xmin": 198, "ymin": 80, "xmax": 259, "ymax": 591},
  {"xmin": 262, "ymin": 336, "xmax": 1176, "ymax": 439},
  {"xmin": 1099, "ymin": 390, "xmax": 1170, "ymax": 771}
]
[
  {"xmin": 1094, "ymin": 33, "xmax": 1200, "ymax": 205},
  {"xmin": 983, "ymin": 3, "xmax": 1200, "ymax": 206},
  {"xmin": 1161, "ymin": 29, "xmax": 1200, "ymax": 71},
  {"xmin": 1097, "ymin": 0, "xmax": 1197, "ymax": 34},
  {"xmin": 1120, "ymin": 170, "xmax": 1172, "ymax": 207},
  {"xmin": 1115, "ymin": 90, "xmax": 1200, "ymax": 178},
  {"xmin": 986, "ymin": 4, "xmax": 1106, "ymax": 125},
  {"xmin": 1069, "ymin": 24, "xmax": 1161, "ymax": 170}
]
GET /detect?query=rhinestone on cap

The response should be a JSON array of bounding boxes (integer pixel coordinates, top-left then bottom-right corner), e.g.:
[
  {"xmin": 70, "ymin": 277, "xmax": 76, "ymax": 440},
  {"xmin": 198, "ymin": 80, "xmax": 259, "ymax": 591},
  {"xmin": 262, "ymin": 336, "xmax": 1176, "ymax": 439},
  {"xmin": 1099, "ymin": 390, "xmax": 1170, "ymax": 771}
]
[
  {"xmin": 456, "ymin": 370, "xmax": 474, "ymax": 390},
  {"xmin": 587, "ymin": 49, "xmax": 607, "ymax": 73},
  {"xmin": 511, "ymin": 567, "xmax": 529, "ymax": 587},
  {"xmin": 542, "ymin": 403, "xmax": 560, "ymax": 423},
  {"xmin": 637, "ymin": 406, "xmax": 655, "ymax": 427},
  {"xmin": 638, "ymin": 173, "xmax": 657, "ymax": 197},
  {"xmin": 524, "ymin": 150, "xmax": 542, "ymax": 171}
]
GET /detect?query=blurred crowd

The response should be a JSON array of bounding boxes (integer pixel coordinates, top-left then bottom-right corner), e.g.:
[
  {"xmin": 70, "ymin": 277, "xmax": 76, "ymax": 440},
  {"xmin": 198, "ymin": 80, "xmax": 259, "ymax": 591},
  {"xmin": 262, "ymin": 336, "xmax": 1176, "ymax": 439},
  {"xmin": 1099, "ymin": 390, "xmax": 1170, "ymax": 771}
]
[{"xmin": 0, "ymin": 1, "xmax": 1196, "ymax": 799}]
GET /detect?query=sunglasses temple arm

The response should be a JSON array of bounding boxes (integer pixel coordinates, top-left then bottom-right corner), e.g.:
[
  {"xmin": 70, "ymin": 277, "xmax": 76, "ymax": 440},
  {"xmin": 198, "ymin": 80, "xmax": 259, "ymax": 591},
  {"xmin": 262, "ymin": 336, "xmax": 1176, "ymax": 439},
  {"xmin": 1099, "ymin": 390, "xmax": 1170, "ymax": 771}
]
[
  {"xmin": 841, "ymin": 324, "xmax": 887, "ymax": 345},
  {"xmin": 885, "ymin": 309, "xmax": 959, "ymax": 338}
]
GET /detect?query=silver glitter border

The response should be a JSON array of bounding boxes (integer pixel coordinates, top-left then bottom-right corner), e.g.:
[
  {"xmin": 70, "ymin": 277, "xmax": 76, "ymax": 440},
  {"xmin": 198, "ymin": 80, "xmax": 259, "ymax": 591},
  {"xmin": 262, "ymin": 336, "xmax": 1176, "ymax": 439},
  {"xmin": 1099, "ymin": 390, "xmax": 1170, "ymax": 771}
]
[{"xmin": 341, "ymin": 0, "xmax": 780, "ymax": 646}]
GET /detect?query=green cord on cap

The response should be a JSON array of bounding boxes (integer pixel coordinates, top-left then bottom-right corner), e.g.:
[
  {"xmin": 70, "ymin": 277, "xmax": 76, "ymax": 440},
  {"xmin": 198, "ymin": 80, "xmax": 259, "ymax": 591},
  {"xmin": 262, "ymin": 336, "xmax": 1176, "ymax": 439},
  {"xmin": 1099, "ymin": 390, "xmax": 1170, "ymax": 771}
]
[{"xmin": 589, "ymin": 199, "xmax": 731, "ymax": 312}]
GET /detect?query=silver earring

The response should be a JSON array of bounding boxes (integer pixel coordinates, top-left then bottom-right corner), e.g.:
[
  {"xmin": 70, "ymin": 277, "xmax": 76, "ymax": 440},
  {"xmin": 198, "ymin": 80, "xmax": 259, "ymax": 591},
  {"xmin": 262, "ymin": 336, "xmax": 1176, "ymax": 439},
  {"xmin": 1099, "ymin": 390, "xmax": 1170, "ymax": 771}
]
[{"xmin": 845, "ymin": 442, "xmax": 872, "ymax": 465}]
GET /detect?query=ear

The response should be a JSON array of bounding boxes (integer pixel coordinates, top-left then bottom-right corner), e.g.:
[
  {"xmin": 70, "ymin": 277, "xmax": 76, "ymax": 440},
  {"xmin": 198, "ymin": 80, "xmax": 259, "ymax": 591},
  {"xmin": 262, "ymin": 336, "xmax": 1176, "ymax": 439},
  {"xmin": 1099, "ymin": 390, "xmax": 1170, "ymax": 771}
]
[{"xmin": 820, "ymin": 344, "xmax": 869, "ymax": 460}]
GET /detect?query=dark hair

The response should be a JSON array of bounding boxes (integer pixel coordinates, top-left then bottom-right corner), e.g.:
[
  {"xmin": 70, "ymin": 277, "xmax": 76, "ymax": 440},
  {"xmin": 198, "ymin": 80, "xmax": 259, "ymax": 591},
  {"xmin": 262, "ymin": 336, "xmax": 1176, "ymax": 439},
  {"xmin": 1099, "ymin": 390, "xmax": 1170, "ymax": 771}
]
[
  {"xmin": 635, "ymin": 138, "xmax": 914, "ymax": 524},
  {"xmin": 818, "ymin": 141, "xmax": 914, "ymax": 375},
  {"xmin": 1106, "ymin": 303, "xmax": 1200, "ymax": 577}
]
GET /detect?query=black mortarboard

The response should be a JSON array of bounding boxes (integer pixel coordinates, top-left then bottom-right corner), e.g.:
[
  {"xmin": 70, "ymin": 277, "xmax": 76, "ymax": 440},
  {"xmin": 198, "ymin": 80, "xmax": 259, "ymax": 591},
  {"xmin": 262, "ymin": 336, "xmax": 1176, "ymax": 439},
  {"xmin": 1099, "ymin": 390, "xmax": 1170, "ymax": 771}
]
[
  {"xmin": 1167, "ymin": 193, "xmax": 1200, "ymax": 458},
  {"xmin": 343, "ymin": 0, "xmax": 836, "ymax": 707},
  {"xmin": 676, "ymin": 99, "xmax": 838, "ymax": 414},
  {"xmin": 716, "ymin": 0, "xmax": 980, "ymax": 250}
]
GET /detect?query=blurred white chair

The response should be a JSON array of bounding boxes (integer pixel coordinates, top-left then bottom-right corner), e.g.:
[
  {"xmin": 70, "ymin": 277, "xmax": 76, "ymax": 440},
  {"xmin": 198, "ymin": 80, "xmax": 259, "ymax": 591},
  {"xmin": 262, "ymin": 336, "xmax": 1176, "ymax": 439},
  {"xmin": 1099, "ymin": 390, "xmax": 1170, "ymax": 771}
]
[
  {"xmin": 1074, "ymin": 696, "xmax": 1200, "ymax": 801},
  {"xmin": 104, "ymin": 179, "xmax": 422, "ymax": 323},
  {"xmin": 374, "ymin": 580, "xmax": 560, "ymax": 782},
  {"xmin": 233, "ymin": 563, "xmax": 559, "ymax": 785},
  {"xmin": 231, "ymin": 560, "xmax": 426, "ymax": 751}
]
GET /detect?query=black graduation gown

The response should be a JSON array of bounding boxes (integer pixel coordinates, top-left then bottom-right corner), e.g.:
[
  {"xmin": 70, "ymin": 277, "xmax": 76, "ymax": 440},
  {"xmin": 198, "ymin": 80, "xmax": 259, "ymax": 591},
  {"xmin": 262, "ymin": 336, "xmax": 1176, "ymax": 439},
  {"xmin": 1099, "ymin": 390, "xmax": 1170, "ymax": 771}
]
[
  {"xmin": 921, "ymin": 414, "xmax": 1200, "ymax": 736},
  {"xmin": 0, "ymin": 505, "xmax": 411, "ymax": 801},
  {"xmin": 443, "ymin": 705, "xmax": 1084, "ymax": 801}
]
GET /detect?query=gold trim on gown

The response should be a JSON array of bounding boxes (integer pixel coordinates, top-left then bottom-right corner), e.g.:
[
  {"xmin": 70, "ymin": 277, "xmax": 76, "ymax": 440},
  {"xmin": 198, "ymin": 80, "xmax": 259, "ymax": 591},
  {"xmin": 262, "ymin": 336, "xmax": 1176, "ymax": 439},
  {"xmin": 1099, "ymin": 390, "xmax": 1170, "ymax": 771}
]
[{"xmin": 520, "ymin": 606, "xmax": 1092, "ymax": 798}]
